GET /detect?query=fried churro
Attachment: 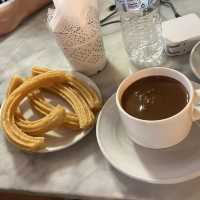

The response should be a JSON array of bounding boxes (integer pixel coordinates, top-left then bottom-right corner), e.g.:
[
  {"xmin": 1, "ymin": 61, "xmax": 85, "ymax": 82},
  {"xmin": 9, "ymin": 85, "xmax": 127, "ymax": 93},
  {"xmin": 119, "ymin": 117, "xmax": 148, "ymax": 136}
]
[
  {"xmin": 6, "ymin": 76, "xmax": 65, "ymax": 136},
  {"xmin": 2, "ymin": 67, "xmax": 102, "ymax": 152},
  {"xmin": 46, "ymin": 85, "xmax": 95, "ymax": 129},
  {"xmin": 32, "ymin": 67, "xmax": 102, "ymax": 112},
  {"xmin": 28, "ymin": 92, "xmax": 80, "ymax": 130},
  {"xmin": 2, "ymin": 71, "xmax": 66, "ymax": 151}
]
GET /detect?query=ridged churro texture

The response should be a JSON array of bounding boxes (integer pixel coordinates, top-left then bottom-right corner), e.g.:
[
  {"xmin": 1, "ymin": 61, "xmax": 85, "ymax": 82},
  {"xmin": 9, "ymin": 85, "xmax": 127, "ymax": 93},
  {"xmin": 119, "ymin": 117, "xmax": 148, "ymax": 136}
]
[
  {"xmin": 1, "ymin": 67, "xmax": 102, "ymax": 152},
  {"xmin": 7, "ymin": 76, "xmax": 65, "ymax": 136}
]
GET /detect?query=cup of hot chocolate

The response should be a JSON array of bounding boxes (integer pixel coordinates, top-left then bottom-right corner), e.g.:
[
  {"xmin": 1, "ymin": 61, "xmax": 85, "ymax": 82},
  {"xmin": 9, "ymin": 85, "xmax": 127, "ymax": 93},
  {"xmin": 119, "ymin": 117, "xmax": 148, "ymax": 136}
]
[{"xmin": 116, "ymin": 67, "xmax": 200, "ymax": 149}]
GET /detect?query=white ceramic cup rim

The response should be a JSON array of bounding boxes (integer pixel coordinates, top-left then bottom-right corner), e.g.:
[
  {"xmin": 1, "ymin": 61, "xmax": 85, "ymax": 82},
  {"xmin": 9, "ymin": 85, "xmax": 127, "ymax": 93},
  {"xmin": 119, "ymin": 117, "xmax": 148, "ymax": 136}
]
[{"xmin": 116, "ymin": 67, "xmax": 194, "ymax": 124}]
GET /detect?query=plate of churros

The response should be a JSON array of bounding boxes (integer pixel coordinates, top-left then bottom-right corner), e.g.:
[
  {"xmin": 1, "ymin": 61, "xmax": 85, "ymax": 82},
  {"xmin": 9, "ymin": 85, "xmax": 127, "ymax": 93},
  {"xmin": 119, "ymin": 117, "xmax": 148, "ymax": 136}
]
[{"xmin": 0, "ymin": 67, "xmax": 102, "ymax": 153}]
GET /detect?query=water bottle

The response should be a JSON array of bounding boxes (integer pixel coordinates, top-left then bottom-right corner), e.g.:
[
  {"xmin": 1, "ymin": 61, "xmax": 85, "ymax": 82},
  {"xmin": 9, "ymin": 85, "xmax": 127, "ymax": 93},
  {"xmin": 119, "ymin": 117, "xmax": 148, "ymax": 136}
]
[{"xmin": 117, "ymin": 0, "xmax": 165, "ymax": 68}]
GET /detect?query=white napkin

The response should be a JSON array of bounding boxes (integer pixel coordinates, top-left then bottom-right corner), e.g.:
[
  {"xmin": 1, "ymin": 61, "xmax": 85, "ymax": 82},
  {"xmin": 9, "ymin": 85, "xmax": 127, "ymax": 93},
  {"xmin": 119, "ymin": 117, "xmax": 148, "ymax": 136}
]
[{"xmin": 48, "ymin": 0, "xmax": 106, "ymax": 75}]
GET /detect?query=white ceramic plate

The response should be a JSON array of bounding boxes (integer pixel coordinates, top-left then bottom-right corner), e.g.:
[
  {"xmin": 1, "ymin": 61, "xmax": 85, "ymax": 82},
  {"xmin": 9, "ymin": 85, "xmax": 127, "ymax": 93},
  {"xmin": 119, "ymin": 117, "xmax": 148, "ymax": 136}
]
[
  {"xmin": 1, "ymin": 71, "xmax": 102, "ymax": 153},
  {"xmin": 96, "ymin": 93, "xmax": 200, "ymax": 184}
]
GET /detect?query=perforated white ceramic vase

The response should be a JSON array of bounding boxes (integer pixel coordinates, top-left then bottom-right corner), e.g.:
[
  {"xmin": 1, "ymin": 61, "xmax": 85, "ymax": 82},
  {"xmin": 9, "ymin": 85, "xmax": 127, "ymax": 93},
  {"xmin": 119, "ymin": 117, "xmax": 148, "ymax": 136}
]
[{"xmin": 48, "ymin": 7, "xmax": 107, "ymax": 76}]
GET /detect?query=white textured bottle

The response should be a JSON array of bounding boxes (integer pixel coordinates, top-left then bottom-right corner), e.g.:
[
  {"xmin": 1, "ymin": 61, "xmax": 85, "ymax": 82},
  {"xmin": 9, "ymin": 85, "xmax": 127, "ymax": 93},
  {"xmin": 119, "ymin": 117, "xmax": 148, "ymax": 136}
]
[
  {"xmin": 117, "ymin": 0, "xmax": 164, "ymax": 68},
  {"xmin": 48, "ymin": 0, "xmax": 107, "ymax": 76}
]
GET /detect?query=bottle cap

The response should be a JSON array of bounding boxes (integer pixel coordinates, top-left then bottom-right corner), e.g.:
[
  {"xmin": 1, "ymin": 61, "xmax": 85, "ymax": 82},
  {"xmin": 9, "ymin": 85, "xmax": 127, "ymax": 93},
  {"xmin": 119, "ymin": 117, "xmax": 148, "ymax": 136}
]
[{"xmin": 116, "ymin": 0, "xmax": 160, "ymax": 14}]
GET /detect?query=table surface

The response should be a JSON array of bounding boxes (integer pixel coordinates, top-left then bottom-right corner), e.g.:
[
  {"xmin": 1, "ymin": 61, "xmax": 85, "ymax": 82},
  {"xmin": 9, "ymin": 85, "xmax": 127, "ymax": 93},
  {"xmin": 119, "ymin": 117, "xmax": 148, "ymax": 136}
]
[{"xmin": 1, "ymin": 0, "xmax": 200, "ymax": 199}]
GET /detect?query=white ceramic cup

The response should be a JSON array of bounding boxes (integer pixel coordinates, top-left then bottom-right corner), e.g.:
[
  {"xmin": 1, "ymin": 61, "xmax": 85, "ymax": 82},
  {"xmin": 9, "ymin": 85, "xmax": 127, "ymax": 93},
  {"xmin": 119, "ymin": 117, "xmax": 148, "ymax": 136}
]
[
  {"xmin": 190, "ymin": 41, "xmax": 200, "ymax": 80},
  {"xmin": 116, "ymin": 67, "xmax": 200, "ymax": 149}
]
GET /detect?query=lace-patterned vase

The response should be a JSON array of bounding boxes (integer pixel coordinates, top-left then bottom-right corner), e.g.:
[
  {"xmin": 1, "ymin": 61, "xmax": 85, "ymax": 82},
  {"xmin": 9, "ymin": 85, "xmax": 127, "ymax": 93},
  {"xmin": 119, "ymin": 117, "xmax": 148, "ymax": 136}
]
[{"xmin": 48, "ymin": 7, "xmax": 106, "ymax": 76}]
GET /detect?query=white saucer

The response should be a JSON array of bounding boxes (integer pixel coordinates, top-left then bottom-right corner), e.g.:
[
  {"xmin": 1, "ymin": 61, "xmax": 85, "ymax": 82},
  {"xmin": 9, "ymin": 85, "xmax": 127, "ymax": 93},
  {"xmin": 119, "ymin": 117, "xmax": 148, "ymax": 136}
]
[
  {"xmin": 96, "ymin": 94, "xmax": 200, "ymax": 184},
  {"xmin": 1, "ymin": 71, "xmax": 102, "ymax": 153}
]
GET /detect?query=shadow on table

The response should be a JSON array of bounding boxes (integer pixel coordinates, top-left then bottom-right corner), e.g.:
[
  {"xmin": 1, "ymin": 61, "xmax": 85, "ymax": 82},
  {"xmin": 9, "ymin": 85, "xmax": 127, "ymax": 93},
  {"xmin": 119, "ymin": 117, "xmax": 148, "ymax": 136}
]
[
  {"xmin": 0, "ymin": 34, "xmax": 10, "ymax": 43},
  {"xmin": 109, "ymin": 159, "xmax": 200, "ymax": 200},
  {"xmin": 101, "ymin": 22, "xmax": 121, "ymax": 36},
  {"xmin": 5, "ymin": 129, "xmax": 101, "ymax": 189},
  {"xmin": 92, "ymin": 60, "xmax": 126, "ymax": 101},
  {"xmin": 165, "ymin": 53, "xmax": 200, "ymax": 83}
]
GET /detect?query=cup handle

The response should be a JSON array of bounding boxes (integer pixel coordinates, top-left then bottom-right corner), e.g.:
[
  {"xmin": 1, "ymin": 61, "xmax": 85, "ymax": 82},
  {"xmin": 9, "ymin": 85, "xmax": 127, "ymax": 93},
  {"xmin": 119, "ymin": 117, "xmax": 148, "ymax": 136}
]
[{"xmin": 193, "ymin": 89, "xmax": 200, "ymax": 121}]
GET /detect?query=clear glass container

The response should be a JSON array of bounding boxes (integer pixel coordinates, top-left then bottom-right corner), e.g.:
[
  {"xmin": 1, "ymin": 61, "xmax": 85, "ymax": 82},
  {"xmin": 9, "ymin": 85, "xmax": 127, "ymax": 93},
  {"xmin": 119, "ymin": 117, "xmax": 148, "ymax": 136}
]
[{"xmin": 117, "ymin": 0, "xmax": 165, "ymax": 68}]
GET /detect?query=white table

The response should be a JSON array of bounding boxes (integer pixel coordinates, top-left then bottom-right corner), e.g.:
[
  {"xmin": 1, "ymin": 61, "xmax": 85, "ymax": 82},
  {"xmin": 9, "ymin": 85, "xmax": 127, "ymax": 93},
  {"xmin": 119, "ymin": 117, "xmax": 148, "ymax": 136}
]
[{"xmin": 1, "ymin": 0, "xmax": 200, "ymax": 199}]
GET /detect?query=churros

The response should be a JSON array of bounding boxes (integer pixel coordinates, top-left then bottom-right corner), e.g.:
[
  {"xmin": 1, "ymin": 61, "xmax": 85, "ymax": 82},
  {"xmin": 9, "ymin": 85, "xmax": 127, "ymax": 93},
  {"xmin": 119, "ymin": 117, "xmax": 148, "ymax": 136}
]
[
  {"xmin": 1, "ymin": 67, "xmax": 102, "ymax": 152},
  {"xmin": 46, "ymin": 85, "xmax": 95, "ymax": 129},
  {"xmin": 28, "ymin": 92, "xmax": 80, "ymax": 130},
  {"xmin": 16, "ymin": 106, "xmax": 65, "ymax": 135},
  {"xmin": 29, "ymin": 86, "xmax": 95, "ymax": 129},
  {"xmin": 1, "ymin": 71, "xmax": 67, "ymax": 151},
  {"xmin": 6, "ymin": 76, "xmax": 65, "ymax": 136},
  {"xmin": 32, "ymin": 67, "xmax": 102, "ymax": 111},
  {"xmin": 6, "ymin": 76, "xmax": 24, "ymax": 98}
]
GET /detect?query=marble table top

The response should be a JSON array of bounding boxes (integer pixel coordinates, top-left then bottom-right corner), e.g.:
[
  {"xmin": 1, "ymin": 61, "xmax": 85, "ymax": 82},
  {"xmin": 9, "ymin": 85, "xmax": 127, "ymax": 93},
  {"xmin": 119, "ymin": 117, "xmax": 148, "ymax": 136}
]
[{"xmin": 1, "ymin": 0, "xmax": 200, "ymax": 199}]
